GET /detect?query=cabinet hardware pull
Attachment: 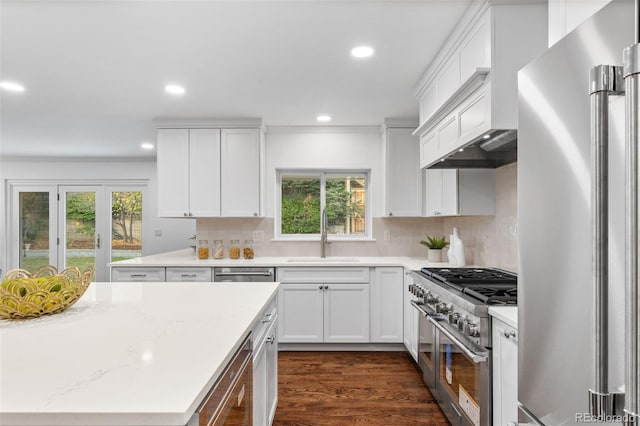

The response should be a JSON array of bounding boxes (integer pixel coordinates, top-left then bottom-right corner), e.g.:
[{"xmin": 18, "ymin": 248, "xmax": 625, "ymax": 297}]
[
  {"xmin": 266, "ymin": 336, "xmax": 275, "ymax": 344},
  {"xmin": 130, "ymin": 274, "xmax": 147, "ymax": 278},
  {"xmin": 180, "ymin": 274, "xmax": 197, "ymax": 278}
]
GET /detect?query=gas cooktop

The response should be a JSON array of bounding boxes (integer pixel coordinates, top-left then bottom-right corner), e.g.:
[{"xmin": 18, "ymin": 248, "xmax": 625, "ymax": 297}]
[{"xmin": 418, "ymin": 267, "xmax": 518, "ymax": 305}]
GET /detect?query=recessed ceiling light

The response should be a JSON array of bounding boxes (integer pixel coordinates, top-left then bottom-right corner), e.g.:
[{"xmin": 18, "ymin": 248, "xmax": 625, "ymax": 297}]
[
  {"xmin": 483, "ymin": 134, "xmax": 491, "ymax": 139},
  {"xmin": 0, "ymin": 81, "xmax": 25, "ymax": 92},
  {"xmin": 351, "ymin": 46, "xmax": 374, "ymax": 59},
  {"xmin": 317, "ymin": 115, "xmax": 332, "ymax": 122},
  {"xmin": 164, "ymin": 84, "xmax": 185, "ymax": 95},
  {"xmin": 141, "ymin": 142, "xmax": 154, "ymax": 150},
  {"xmin": 459, "ymin": 148, "xmax": 464, "ymax": 152}
]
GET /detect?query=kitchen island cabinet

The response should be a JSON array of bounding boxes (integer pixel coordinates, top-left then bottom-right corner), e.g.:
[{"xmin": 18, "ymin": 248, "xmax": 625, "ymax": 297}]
[{"xmin": 0, "ymin": 281, "xmax": 279, "ymax": 426}]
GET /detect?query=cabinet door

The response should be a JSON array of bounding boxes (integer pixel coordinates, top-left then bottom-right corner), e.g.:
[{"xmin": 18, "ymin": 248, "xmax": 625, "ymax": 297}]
[
  {"xmin": 441, "ymin": 169, "xmax": 459, "ymax": 216},
  {"xmin": 265, "ymin": 316, "xmax": 278, "ymax": 425},
  {"xmin": 221, "ymin": 129, "xmax": 260, "ymax": 217},
  {"xmin": 370, "ymin": 267, "xmax": 403, "ymax": 343},
  {"xmin": 385, "ymin": 128, "xmax": 422, "ymax": 217},
  {"xmin": 492, "ymin": 319, "xmax": 518, "ymax": 426},
  {"xmin": 157, "ymin": 129, "xmax": 190, "ymax": 217},
  {"xmin": 252, "ymin": 339, "xmax": 267, "ymax": 426},
  {"xmin": 189, "ymin": 129, "xmax": 221, "ymax": 217},
  {"xmin": 403, "ymin": 271, "xmax": 418, "ymax": 361},
  {"xmin": 278, "ymin": 284, "xmax": 323, "ymax": 343},
  {"xmin": 323, "ymin": 284, "xmax": 370, "ymax": 343},
  {"xmin": 424, "ymin": 169, "xmax": 443, "ymax": 217}
]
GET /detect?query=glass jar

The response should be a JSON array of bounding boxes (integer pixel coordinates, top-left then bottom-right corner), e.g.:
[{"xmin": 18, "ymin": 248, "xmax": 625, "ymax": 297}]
[
  {"xmin": 243, "ymin": 239, "xmax": 254, "ymax": 259},
  {"xmin": 197, "ymin": 239, "xmax": 209, "ymax": 260},
  {"xmin": 229, "ymin": 240, "xmax": 241, "ymax": 259},
  {"xmin": 213, "ymin": 240, "xmax": 224, "ymax": 259}
]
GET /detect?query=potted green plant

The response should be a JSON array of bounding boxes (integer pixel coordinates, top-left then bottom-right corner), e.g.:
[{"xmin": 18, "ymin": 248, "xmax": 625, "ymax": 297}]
[{"xmin": 420, "ymin": 236, "xmax": 449, "ymax": 262}]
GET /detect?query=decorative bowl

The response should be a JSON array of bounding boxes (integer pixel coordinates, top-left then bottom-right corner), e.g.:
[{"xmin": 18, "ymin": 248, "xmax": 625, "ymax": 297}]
[{"xmin": 0, "ymin": 265, "xmax": 94, "ymax": 319}]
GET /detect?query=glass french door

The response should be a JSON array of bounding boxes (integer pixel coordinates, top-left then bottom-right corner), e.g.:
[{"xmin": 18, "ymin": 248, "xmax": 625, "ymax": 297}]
[
  {"xmin": 58, "ymin": 186, "xmax": 106, "ymax": 280},
  {"xmin": 9, "ymin": 183, "xmax": 145, "ymax": 281}
]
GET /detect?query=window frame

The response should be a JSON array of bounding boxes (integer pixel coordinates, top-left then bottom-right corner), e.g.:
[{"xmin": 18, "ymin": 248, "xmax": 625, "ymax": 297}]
[{"xmin": 275, "ymin": 169, "xmax": 372, "ymax": 241}]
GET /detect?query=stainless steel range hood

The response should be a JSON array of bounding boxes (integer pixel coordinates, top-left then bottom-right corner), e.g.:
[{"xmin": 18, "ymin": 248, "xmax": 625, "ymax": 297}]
[{"xmin": 427, "ymin": 129, "xmax": 517, "ymax": 169}]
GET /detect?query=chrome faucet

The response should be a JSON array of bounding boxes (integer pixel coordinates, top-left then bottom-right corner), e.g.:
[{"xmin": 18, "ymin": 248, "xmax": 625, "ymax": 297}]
[{"xmin": 321, "ymin": 208, "xmax": 329, "ymax": 258}]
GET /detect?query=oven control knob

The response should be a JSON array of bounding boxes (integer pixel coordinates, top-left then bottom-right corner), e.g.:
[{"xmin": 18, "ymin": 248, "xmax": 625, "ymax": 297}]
[
  {"xmin": 466, "ymin": 323, "xmax": 480, "ymax": 338},
  {"xmin": 426, "ymin": 293, "xmax": 438, "ymax": 304},
  {"xmin": 436, "ymin": 303, "xmax": 451, "ymax": 314},
  {"xmin": 458, "ymin": 318, "xmax": 469, "ymax": 331},
  {"xmin": 448, "ymin": 312, "xmax": 460, "ymax": 325}
]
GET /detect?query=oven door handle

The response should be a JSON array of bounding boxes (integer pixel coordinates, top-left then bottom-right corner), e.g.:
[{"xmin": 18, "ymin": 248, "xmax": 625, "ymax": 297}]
[
  {"xmin": 410, "ymin": 300, "xmax": 433, "ymax": 316},
  {"xmin": 427, "ymin": 315, "xmax": 489, "ymax": 364}
]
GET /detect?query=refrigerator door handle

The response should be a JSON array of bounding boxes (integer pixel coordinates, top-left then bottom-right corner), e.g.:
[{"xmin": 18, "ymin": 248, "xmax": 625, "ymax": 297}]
[
  {"xmin": 623, "ymin": 38, "xmax": 640, "ymax": 425},
  {"xmin": 588, "ymin": 64, "xmax": 625, "ymax": 419}
]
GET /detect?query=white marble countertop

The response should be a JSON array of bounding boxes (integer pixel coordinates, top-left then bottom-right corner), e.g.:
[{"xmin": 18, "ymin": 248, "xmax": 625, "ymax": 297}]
[
  {"xmin": 0, "ymin": 281, "xmax": 279, "ymax": 426},
  {"xmin": 488, "ymin": 306, "xmax": 518, "ymax": 329},
  {"xmin": 109, "ymin": 248, "xmax": 450, "ymax": 270}
]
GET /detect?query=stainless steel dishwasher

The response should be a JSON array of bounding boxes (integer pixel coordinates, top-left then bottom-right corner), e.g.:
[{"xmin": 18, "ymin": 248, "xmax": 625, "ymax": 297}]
[{"xmin": 213, "ymin": 267, "xmax": 275, "ymax": 282}]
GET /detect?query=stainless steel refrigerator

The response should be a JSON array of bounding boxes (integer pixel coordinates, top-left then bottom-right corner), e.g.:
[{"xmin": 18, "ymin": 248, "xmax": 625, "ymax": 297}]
[{"xmin": 518, "ymin": 0, "xmax": 640, "ymax": 424}]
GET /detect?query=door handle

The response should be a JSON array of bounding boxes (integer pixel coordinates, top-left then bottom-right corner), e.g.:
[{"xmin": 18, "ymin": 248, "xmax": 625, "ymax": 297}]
[{"xmin": 96, "ymin": 233, "xmax": 101, "ymax": 249}]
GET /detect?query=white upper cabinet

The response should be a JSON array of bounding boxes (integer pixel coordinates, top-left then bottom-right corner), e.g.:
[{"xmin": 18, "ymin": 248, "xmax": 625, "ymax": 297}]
[
  {"xmin": 221, "ymin": 128, "xmax": 261, "ymax": 217},
  {"xmin": 157, "ymin": 126, "xmax": 262, "ymax": 218},
  {"xmin": 190, "ymin": 129, "xmax": 222, "ymax": 216},
  {"xmin": 424, "ymin": 169, "xmax": 495, "ymax": 217},
  {"xmin": 414, "ymin": 1, "xmax": 547, "ymax": 168},
  {"xmin": 157, "ymin": 129, "xmax": 221, "ymax": 217},
  {"xmin": 157, "ymin": 129, "xmax": 191, "ymax": 217},
  {"xmin": 384, "ymin": 126, "xmax": 422, "ymax": 217}
]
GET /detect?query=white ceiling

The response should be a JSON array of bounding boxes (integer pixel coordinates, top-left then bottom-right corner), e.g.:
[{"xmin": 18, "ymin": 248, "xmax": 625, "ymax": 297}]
[{"xmin": 0, "ymin": 0, "xmax": 472, "ymax": 158}]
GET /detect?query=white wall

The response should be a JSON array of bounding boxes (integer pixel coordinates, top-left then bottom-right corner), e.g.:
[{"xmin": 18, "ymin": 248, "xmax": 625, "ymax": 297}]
[
  {"xmin": 264, "ymin": 126, "xmax": 384, "ymax": 217},
  {"xmin": 0, "ymin": 158, "xmax": 194, "ymax": 273}
]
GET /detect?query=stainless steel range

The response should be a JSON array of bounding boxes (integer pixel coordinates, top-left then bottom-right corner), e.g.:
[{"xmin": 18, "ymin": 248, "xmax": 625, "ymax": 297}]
[{"xmin": 409, "ymin": 267, "xmax": 517, "ymax": 426}]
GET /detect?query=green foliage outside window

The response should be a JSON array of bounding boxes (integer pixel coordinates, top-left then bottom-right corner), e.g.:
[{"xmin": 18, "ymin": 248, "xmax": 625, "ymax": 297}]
[{"xmin": 280, "ymin": 175, "xmax": 366, "ymax": 235}]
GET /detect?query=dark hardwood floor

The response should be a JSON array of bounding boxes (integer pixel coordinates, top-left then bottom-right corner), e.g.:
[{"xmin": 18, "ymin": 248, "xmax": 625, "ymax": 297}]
[{"xmin": 272, "ymin": 351, "xmax": 449, "ymax": 425}]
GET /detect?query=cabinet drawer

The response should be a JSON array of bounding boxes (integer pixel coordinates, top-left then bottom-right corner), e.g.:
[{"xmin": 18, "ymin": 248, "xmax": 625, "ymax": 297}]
[
  {"xmin": 111, "ymin": 267, "xmax": 165, "ymax": 282},
  {"xmin": 277, "ymin": 267, "xmax": 370, "ymax": 283},
  {"xmin": 166, "ymin": 267, "xmax": 212, "ymax": 282}
]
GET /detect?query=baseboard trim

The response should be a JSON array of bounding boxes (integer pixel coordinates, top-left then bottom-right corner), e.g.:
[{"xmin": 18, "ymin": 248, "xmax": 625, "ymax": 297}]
[{"xmin": 278, "ymin": 343, "xmax": 406, "ymax": 352}]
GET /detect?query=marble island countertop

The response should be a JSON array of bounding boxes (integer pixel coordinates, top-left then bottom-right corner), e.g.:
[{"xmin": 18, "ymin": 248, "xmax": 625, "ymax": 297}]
[
  {"xmin": 0, "ymin": 281, "xmax": 279, "ymax": 426},
  {"xmin": 109, "ymin": 248, "xmax": 451, "ymax": 270}
]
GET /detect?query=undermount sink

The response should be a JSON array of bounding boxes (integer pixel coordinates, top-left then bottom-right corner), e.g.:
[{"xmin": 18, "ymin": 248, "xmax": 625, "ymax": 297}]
[{"xmin": 286, "ymin": 257, "xmax": 360, "ymax": 263}]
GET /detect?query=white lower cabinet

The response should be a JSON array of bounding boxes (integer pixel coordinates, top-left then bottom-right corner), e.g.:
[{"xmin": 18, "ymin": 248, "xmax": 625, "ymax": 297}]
[
  {"xmin": 403, "ymin": 271, "xmax": 419, "ymax": 361},
  {"xmin": 278, "ymin": 283, "xmax": 369, "ymax": 343},
  {"xmin": 492, "ymin": 317, "xmax": 518, "ymax": 426},
  {"xmin": 370, "ymin": 267, "xmax": 404, "ymax": 343},
  {"xmin": 253, "ymin": 301, "xmax": 278, "ymax": 426}
]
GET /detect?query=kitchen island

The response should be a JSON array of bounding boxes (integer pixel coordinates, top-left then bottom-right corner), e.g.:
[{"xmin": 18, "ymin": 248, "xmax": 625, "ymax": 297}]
[{"xmin": 0, "ymin": 281, "xmax": 279, "ymax": 426}]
